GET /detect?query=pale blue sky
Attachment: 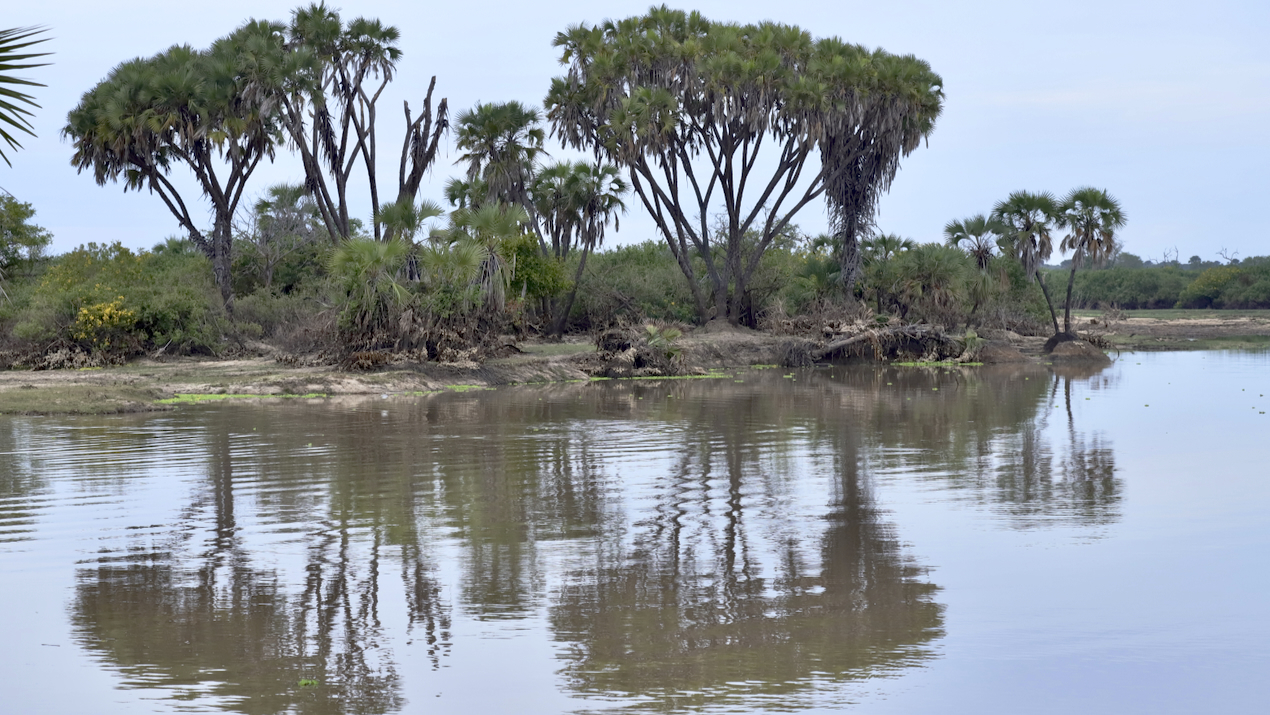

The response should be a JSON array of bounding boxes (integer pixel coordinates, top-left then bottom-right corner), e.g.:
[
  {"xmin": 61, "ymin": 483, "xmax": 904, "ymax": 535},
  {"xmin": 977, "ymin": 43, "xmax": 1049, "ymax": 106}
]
[{"xmin": 5, "ymin": 1, "xmax": 1268, "ymax": 261}]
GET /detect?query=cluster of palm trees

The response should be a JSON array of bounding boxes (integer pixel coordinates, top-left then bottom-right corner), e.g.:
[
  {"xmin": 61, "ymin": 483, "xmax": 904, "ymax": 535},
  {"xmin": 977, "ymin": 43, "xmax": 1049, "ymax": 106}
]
[
  {"xmin": 320, "ymin": 99, "xmax": 627, "ymax": 345},
  {"xmin": 945, "ymin": 188, "xmax": 1126, "ymax": 342}
]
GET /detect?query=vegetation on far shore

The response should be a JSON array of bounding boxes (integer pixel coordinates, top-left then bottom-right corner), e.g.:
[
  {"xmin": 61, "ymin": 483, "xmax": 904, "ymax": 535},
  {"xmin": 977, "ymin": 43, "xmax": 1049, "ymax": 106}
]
[{"xmin": 2, "ymin": 8, "xmax": 1266, "ymax": 375}]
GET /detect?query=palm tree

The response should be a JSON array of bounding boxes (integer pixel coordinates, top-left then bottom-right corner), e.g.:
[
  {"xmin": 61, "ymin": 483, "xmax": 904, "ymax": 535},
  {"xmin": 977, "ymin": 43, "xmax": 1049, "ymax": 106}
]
[
  {"xmin": 992, "ymin": 191, "xmax": 1061, "ymax": 334},
  {"xmin": 443, "ymin": 203, "xmax": 529, "ymax": 310},
  {"xmin": 532, "ymin": 161, "xmax": 627, "ymax": 334},
  {"xmin": 0, "ymin": 26, "xmax": 50, "ymax": 166},
  {"xmin": 65, "ymin": 24, "xmax": 287, "ymax": 311},
  {"xmin": 860, "ymin": 233, "xmax": 914, "ymax": 313},
  {"xmin": 453, "ymin": 101, "xmax": 545, "ymax": 223},
  {"xmin": 1058, "ymin": 187, "xmax": 1126, "ymax": 334},
  {"xmin": 945, "ymin": 214, "xmax": 1009, "ymax": 326},
  {"xmin": 327, "ymin": 237, "xmax": 411, "ymax": 342},
  {"xmin": 943, "ymin": 214, "xmax": 1002, "ymax": 271},
  {"xmin": 376, "ymin": 197, "xmax": 445, "ymax": 243},
  {"xmin": 894, "ymin": 243, "xmax": 967, "ymax": 324}
]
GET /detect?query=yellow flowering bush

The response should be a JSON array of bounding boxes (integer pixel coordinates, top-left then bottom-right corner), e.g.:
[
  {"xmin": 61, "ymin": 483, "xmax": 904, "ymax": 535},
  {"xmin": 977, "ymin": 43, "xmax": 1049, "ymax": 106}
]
[
  {"xmin": 72, "ymin": 297, "xmax": 139, "ymax": 351},
  {"xmin": 11, "ymin": 241, "xmax": 226, "ymax": 358}
]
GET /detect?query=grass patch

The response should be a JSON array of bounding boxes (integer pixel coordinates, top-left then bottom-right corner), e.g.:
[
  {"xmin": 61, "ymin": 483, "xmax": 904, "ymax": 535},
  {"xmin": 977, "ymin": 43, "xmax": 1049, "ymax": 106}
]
[
  {"xmin": 0, "ymin": 385, "xmax": 166, "ymax": 415},
  {"xmin": 446, "ymin": 384, "xmax": 493, "ymax": 392},
  {"xmin": 1105, "ymin": 334, "xmax": 1270, "ymax": 351},
  {"xmin": 892, "ymin": 361, "xmax": 984, "ymax": 367},
  {"xmin": 1073, "ymin": 308, "xmax": 1270, "ymax": 321}
]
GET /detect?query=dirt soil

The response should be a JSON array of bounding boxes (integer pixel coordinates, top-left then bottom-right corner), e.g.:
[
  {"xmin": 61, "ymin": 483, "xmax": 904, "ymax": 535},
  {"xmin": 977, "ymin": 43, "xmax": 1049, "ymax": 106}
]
[
  {"xmin": 1070, "ymin": 310, "xmax": 1270, "ymax": 350},
  {"xmin": 2, "ymin": 312, "xmax": 1265, "ymax": 414}
]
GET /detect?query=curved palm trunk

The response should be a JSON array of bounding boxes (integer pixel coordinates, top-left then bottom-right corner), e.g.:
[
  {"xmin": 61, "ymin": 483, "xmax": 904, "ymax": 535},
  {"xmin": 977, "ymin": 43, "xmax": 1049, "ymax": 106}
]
[
  {"xmin": 1036, "ymin": 272, "xmax": 1059, "ymax": 334},
  {"xmin": 1063, "ymin": 249, "xmax": 1082, "ymax": 334},
  {"xmin": 554, "ymin": 243, "xmax": 594, "ymax": 336}
]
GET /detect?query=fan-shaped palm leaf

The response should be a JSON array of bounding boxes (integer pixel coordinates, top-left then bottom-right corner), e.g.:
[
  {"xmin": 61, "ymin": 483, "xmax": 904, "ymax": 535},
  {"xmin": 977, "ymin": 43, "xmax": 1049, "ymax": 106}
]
[{"xmin": 0, "ymin": 26, "xmax": 51, "ymax": 166}]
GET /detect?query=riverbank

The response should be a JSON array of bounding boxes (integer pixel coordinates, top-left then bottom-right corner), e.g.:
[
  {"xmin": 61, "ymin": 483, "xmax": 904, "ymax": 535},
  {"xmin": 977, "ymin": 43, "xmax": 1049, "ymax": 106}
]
[
  {"xmin": 1071, "ymin": 309, "xmax": 1270, "ymax": 350},
  {"xmin": 3, "ymin": 311, "xmax": 1267, "ymax": 415}
]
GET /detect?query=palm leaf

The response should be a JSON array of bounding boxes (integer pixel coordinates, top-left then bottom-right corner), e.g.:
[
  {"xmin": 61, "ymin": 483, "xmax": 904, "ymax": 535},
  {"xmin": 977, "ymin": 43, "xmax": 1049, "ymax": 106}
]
[{"xmin": 0, "ymin": 26, "xmax": 52, "ymax": 165}]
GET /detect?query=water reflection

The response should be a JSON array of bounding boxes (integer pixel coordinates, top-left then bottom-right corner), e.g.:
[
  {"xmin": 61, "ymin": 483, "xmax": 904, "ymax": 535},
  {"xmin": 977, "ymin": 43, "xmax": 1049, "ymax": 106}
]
[
  {"xmin": 5, "ymin": 361, "xmax": 1123, "ymax": 713},
  {"xmin": 550, "ymin": 439, "xmax": 942, "ymax": 711},
  {"xmin": 0, "ymin": 420, "xmax": 45, "ymax": 543}
]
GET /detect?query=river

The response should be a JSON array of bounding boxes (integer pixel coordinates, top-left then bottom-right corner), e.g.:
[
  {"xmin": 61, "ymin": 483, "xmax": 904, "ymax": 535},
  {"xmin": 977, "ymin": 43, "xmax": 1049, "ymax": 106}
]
[{"xmin": 1, "ymin": 350, "xmax": 1267, "ymax": 714}]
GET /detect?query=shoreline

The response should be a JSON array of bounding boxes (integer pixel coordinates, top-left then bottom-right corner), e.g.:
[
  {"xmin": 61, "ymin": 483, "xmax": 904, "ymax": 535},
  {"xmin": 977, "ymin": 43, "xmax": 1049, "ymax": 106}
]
[{"xmin": 2, "ymin": 314, "xmax": 1267, "ymax": 415}]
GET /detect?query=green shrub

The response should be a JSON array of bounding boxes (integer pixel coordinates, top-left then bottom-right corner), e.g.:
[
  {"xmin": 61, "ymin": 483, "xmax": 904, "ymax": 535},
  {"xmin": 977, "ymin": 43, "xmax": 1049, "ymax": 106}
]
[
  {"xmin": 502, "ymin": 233, "xmax": 568, "ymax": 305},
  {"xmin": 571, "ymin": 241, "xmax": 699, "ymax": 327},
  {"xmin": 1071, "ymin": 266, "xmax": 1193, "ymax": 309},
  {"xmin": 1176, "ymin": 266, "xmax": 1243, "ymax": 308},
  {"xmin": 10, "ymin": 242, "xmax": 225, "ymax": 357}
]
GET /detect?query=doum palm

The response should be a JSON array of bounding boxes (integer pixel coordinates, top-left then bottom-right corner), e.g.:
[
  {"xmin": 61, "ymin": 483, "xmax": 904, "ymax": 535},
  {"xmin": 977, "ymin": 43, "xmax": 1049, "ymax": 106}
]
[
  {"xmin": 992, "ymin": 191, "xmax": 1061, "ymax": 335},
  {"xmin": 1058, "ymin": 187, "xmax": 1126, "ymax": 334}
]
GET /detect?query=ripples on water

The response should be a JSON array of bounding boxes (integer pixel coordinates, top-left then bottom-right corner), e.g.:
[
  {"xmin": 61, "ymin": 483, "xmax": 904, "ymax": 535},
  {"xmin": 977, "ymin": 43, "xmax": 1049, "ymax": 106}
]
[{"xmin": 2, "ymin": 351, "xmax": 1268, "ymax": 714}]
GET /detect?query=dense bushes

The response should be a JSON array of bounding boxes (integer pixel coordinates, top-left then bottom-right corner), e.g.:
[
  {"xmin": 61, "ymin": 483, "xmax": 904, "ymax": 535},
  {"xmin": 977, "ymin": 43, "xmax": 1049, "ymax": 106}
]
[
  {"xmin": 1176, "ymin": 265, "xmax": 1270, "ymax": 308},
  {"xmin": 569, "ymin": 241, "xmax": 699, "ymax": 327},
  {"xmin": 1068, "ymin": 266, "xmax": 1193, "ymax": 309},
  {"xmin": 4, "ymin": 243, "xmax": 225, "ymax": 360},
  {"xmin": 1066, "ymin": 260, "xmax": 1270, "ymax": 309},
  {"xmin": 6, "ymin": 228, "xmax": 1267, "ymax": 369}
]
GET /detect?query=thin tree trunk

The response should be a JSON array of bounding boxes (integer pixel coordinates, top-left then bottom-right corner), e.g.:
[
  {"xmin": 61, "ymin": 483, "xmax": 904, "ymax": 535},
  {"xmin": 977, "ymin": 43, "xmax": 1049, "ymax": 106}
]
[
  {"xmin": 554, "ymin": 244, "xmax": 593, "ymax": 336},
  {"xmin": 1036, "ymin": 272, "xmax": 1059, "ymax": 334},
  {"xmin": 1063, "ymin": 249, "xmax": 1081, "ymax": 334}
]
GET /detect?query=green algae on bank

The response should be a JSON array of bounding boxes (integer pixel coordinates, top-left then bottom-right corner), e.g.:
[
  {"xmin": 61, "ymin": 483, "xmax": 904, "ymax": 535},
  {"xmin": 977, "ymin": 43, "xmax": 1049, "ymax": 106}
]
[
  {"xmin": 446, "ymin": 384, "xmax": 494, "ymax": 392},
  {"xmin": 0, "ymin": 384, "xmax": 167, "ymax": 415}
]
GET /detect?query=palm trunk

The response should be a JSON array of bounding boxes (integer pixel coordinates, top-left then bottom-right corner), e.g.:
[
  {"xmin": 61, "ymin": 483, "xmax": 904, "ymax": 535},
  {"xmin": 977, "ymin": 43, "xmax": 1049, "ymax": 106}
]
[
  {"xmin": 554, "ymin": 244, "xmax": 593, "ymax": 336},
  {"xmin": 1063, "ymin": 250, "xmax": 1081, "ymax": 334},
  {"xmin": 839, "ymin": 231, "xmax": 863, "ymax": 297},
  {"xmin": 1036, "ymin": 272, "xmax": 1059, "ymax": 335}
]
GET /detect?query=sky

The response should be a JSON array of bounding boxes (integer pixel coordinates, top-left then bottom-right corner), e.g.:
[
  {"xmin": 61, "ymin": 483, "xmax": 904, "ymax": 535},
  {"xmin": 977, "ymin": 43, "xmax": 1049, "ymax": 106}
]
[{"xmin": 5, "ymin": 0, "xmax": 1269, "ymax": 262}]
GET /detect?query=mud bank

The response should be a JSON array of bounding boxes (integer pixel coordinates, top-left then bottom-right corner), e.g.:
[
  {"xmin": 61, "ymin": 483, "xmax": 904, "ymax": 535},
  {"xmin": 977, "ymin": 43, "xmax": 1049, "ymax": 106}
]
[{"xmin": 14, "ymin": 311, "xmax": 1262, "ymax": 415}]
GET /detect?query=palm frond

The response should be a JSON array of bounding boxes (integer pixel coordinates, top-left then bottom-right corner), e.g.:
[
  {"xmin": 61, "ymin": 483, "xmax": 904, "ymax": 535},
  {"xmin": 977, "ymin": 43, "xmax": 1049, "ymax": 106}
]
[{"xmin": 0, "ymin": 26, "xmax": 52, "ymax": 165}]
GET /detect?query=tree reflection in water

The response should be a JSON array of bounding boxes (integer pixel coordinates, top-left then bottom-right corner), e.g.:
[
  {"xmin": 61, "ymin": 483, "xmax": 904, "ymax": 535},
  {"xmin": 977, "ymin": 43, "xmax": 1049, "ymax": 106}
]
[
  {"xmin": 50, "ymin": 359, "xmax": 1118, "ymax": 713},
  {"xmin": 71, "ymin": 414, "xmax": 449, "ymax": 714}
]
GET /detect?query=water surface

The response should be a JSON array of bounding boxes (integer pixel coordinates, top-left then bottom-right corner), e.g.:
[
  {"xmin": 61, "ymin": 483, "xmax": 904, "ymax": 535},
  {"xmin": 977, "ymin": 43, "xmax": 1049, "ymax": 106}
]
[{"xmin": 2, "ymin": 351, "xmax": 1267, "ymax": 713}]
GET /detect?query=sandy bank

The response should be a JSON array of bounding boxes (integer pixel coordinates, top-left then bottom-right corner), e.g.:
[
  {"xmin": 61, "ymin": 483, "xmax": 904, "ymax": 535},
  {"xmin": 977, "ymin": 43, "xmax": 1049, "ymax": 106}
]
[{"xmin": 3, "ymin": 312, "xmax": 1264, "ymax": 415}]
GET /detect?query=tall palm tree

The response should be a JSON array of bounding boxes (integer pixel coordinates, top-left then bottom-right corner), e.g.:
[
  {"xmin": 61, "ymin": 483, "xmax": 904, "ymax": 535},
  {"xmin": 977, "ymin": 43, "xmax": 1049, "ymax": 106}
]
[
  {"xmin": 1058, "ymin": 187, "xmax": 1126, "ymax": 334},
  {"xmin": 532, "ymin": 161, "xmax": 627, "ymax": 334},
  {"xmin": 65, "ymin": 26, "xmax": 285, "ymax": 311},
  {"xmin": 453, "ymin": 101, "xmax": 546, "ymax": 240},
  {"xmin": 0, "ymin": 26, "xmax": 50, "ymax": 166},
  {"xmin": 992, "ymin": 191, "xmax": 1061, "ymax": 334}
]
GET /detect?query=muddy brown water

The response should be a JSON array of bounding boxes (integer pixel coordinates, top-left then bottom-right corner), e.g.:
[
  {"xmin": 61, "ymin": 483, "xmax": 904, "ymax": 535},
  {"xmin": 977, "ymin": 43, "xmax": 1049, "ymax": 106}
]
[{"xmin": 2, "ymin": 351, "xmax": 1268, "ymax": 714}]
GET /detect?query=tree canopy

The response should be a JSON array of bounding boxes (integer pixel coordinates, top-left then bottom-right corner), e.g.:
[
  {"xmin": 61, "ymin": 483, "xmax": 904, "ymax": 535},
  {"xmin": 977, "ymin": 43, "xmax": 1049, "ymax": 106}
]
[
  {"xmin": 546, "ymin": 6, "xmax": 942, "ymax": 324},
  {"xmin": 64, "ymin": 22, "xmax": 289, "ymax": 309}
]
